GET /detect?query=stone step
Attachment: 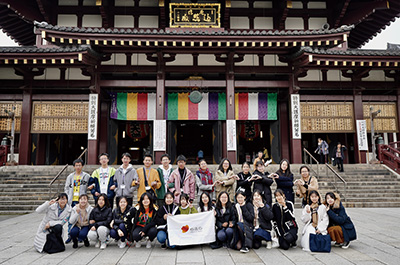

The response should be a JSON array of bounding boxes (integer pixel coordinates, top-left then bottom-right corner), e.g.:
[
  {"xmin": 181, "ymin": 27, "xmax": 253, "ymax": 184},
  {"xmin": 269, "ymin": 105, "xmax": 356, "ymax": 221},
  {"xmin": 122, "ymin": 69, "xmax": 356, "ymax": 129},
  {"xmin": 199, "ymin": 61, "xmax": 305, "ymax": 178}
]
[
  {"xmin": 343, "ymin": 201, "xmax": 400, "ymax": 208},
  {"xmin": 0, "ymin": 210, "xmax": 32, "ymax": 215}
]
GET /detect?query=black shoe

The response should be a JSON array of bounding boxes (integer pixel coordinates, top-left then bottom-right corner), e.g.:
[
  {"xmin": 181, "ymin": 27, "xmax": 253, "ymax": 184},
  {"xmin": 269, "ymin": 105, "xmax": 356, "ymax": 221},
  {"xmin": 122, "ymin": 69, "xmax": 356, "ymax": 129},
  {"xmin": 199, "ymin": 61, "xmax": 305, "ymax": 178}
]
[
  {"xmin": 84, "ymin": 238, "xmax": 90, "ymax": 247},
  {"xmin": 72, "ymin": 239, "xmax": 78, "ymax": 249},
  {"xmin": 65, "ymin": 237, "xmax": 72, "ymax": 244},
  {"xmin": 161, "ymin": 243, "xmax": 167, "ymax": 249}
]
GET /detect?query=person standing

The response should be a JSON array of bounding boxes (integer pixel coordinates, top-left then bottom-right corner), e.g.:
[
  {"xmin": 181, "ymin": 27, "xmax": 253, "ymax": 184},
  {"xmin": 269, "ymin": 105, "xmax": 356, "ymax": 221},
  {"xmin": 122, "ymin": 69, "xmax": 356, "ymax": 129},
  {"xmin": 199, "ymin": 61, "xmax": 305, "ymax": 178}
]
[
  {"xmin": 274, "ymin": 159, "xmax": 295, "ymax": 204},
  {"xmin": 89, "ymin": 153, "xmax": 116, "ymax": 206},
  {"xmin": 252, "ymin": 161, "xmax": 274, "ymax": 207},
  {"xmin": 156, "ymin": 154, "xmax": 173, "ymax": 207},
  {"xmin": 114, "ymin": 153, "xmax": 138, "ymax": 207},
  {"xmin": 253, "ymin": 151, "xmax": 265, "ymax": 171},
  {"xmin": 236, "ymin": 162, "xmax": 253, "ymax": 202},
  {"xmin": 64, "ymin": 158, "xmax": 91, "ymax": 207},
  {"xmin": 196, "ymin": 159, "xmax": 216, "ymax": 201},
  {"xmin": 215, "ymin": 158, "xmax": 237, "ymax": 202},
  {"xmin": 135, "ymin": 154, "xmax": 161, "ymax": 200},
  {"xmin": 64, "ymin": 158, "xmax": 90, "ymax": 244},
  {"xmin": 315, "ymin": 138, "xmax": 329, "ymax": 164},
  {"xmin": 168, "ymin": 155, "xmax": 196, "ymax": 205},
  {"xmin": 332, "ymin": 143, "xmax": 347, "ymax": 172}
]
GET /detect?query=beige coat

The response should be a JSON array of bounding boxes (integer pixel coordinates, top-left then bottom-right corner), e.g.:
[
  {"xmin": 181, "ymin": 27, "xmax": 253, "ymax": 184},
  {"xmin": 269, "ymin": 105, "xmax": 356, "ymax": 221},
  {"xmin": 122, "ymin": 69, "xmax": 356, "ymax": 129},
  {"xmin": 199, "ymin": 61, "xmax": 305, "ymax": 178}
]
[
  {"xmin": 214, "ymin": 170, "xmax": 236, "ymax": 202},
  {"xmin": 296, "ymin": 176, "xmax": 319, "ymax": 203}
]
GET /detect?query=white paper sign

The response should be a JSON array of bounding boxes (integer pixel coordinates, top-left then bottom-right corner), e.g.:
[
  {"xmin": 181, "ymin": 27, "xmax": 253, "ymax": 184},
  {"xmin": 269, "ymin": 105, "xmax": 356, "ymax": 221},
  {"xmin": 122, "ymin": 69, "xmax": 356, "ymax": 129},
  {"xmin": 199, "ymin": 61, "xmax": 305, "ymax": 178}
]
[
  {"xmin": 167, "ymin": 211, "xmax": 216, "ymax": 246},
  {"xmin": 153, "ymin": 120, "xmax": 166, "ymax": 151},
  {"xmin": 291, "ymin": 94, "xmax": 301, "ymax": 139},
  {"xmin": 356, "ymin": 120, "xmax": 368, "ymax": 151},
  {"xmin": 227, "ymin": 120, "xmax": 237, "ymax": 151},
  {"xmin": 88, "ymin": 94, "xmax": 98, "ymax": 140}
]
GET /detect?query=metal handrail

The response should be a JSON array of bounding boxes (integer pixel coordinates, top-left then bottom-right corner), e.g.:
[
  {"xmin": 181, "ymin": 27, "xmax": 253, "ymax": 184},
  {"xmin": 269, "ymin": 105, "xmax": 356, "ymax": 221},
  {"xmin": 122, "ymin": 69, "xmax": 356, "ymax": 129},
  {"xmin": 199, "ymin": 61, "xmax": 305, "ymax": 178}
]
[
  {"xmin": 302, "ymin": 148, "xmax": 320, "ymax": 178},
  {"xmin": 48, "ymin": 148, "xmax": 88, "ymax": 199},
  {"xmin": 325, "ymin": 163, "xmax": 347, "ymax": 202}
]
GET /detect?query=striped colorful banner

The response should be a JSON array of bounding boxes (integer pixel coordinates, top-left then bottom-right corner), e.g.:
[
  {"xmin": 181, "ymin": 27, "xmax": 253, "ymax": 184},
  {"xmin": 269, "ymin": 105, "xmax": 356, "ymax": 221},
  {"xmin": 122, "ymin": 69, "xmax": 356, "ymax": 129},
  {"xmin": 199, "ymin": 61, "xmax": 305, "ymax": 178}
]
[
  {"xmin": 110, "ymin": 92, "xmax": 156, "ymax": 120},
  {"xmin": 166, "ymin": 92, "xmax": 226, "ymax": 120},
  {"xmin": 235, "ymin": 92, "xmax": 277, "ymax": 120},
  {"xmin": 110, "ymin": 92, "xmax": 277, "ymax": 121}
]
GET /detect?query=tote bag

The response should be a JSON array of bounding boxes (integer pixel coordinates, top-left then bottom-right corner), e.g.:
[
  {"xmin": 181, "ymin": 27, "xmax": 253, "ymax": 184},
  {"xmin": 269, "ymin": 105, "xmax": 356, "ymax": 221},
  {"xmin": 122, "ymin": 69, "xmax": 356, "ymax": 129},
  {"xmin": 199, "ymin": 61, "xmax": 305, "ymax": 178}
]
[{"xmin": 309, "ymin": 233, "xmax": 331, "ymax": 253}]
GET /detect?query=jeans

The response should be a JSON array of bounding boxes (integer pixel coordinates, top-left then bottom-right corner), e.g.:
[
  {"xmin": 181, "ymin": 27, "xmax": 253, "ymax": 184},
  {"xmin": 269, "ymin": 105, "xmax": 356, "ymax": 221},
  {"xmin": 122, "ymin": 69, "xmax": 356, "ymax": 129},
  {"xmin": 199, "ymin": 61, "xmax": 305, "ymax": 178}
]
[
  {"xmin": 69, "ymin": 226, "xmax": 90, "ymax": 241},
  {"xmin": 217, "ymin": 227, "xmax": 234, "ymax": 243},
  {"xmin": 110, "ymin": 223, "xmax": 128, "ymax": 242}
]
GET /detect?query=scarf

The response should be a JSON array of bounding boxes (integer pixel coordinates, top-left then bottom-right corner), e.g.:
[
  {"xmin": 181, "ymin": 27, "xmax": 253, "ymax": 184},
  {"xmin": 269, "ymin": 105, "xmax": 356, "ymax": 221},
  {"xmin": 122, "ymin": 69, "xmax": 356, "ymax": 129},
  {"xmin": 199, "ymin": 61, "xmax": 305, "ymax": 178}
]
[
  {"xmin": 253, "ymin": 205, "xmax": 259, "ymax": 228},
  {"xmin": 310, "ymin": 203, "xmax": 319, "ymax": 228},
  {"xmin": 235, "ymin": 203, "xmax": 243, "ymax": 223},
  {"xmin": 198, "ymin": 168, "xmax": 214, "ymax": 192}
]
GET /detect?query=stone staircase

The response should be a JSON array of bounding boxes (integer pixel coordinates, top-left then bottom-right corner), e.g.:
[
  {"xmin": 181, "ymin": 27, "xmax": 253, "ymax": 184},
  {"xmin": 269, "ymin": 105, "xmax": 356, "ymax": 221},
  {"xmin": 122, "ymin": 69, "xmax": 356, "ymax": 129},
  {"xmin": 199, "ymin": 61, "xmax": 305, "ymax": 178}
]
[{"xmin": 0, "ymin": 163, "xmax": 399, "ymax": 215}]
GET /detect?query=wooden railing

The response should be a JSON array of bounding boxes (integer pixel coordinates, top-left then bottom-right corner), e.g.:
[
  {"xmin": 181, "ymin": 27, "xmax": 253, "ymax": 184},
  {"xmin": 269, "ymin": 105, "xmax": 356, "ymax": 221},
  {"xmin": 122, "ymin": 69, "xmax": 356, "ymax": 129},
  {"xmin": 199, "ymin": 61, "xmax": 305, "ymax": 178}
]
[
  {"xmin": 48, "ymin": 148, "xmax": 87, "ymax": 200},
  {"xmin": 377, "ymin": 142, "xmax": 400, "ymax": 172}
]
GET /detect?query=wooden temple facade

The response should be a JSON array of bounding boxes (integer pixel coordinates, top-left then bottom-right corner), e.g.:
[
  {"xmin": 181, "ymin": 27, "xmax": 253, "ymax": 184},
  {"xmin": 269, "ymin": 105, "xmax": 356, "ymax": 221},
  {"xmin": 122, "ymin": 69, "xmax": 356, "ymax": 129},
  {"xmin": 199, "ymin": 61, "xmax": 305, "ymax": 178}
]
[{"xmin": 0, "ymin": 0, "xmax": 399, "ymax": 165}]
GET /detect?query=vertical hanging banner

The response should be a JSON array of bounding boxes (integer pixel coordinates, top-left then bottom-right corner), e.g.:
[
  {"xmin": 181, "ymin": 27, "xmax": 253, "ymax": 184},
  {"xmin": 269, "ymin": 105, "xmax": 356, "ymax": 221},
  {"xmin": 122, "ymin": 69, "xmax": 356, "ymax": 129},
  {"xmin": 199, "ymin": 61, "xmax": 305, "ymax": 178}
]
[
  {"xmin": 227, "ymin": 120, "xmax": 237, "ymax": 151},
  {"xmin": 88, "ymin": 94, "xmax": 98, "ymax": 140},
  {"xmin": 356, "ymin": 120, "xmax": 368, "ymax": 151},
  {"xmin": 291, "ymin": 94, "xmax": 301, "ymax": 139},
  {"xmin": 154, "ymin": 120, "xmax": 167, "ymax": 151}
]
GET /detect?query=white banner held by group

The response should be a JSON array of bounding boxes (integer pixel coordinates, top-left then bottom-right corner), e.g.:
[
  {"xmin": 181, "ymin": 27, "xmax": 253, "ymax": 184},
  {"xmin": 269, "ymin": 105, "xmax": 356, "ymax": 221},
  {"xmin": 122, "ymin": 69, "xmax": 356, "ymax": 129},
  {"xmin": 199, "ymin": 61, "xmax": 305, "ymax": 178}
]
[
  {"xmin": 88, "ymin": 94, "xmax": 98, "ymax": 140},
  {"xmin": 356, "ymin": 120, "xmax": 368, "ymax": 151},
  {"xmin": 167, "ymin": 211, "xmax": 216, "ymax": 246},
  {"xmin": 291, "ymin": 94, "xmax": 301, "ymax": 139}
]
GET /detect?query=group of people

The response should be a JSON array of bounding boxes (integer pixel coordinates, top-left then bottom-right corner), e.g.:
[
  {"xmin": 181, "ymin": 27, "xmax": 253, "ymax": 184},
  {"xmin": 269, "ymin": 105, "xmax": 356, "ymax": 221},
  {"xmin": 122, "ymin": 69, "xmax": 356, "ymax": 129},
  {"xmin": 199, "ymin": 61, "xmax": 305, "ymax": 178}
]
[
  {"xmin": 34, "ymin": 152, "xmax": 356, "ymax": 254},
  {"xmin": 314, "ymin": 138, "xmax": 347, "ymax": 172}
]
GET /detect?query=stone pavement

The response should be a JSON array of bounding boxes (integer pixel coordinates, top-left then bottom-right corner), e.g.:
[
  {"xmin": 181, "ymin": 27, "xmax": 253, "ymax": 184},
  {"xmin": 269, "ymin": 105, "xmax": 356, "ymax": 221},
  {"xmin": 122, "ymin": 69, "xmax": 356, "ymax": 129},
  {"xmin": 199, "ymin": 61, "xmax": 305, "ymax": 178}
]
[{"xmin": 0, "ymin": 208, "xmax": 399, "ymax": 265}]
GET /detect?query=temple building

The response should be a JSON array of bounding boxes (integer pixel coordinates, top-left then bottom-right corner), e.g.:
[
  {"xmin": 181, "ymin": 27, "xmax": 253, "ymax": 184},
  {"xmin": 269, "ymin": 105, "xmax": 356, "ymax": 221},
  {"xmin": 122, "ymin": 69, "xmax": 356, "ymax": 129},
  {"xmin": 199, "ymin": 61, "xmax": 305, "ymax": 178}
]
[{"xmin": 0, "ymin": 0, "xmax": 399, "ymax": 165}]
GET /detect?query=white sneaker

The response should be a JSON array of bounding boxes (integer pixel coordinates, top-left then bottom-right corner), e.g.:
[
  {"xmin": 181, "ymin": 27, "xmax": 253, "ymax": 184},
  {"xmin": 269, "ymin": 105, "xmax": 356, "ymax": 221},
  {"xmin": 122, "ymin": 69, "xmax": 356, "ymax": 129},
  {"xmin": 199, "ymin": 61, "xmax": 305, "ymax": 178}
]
[
  {"xmin": 135, "ymin": 241, "xmax": 141, "ymax": 248},
  {"xmin": 95, "ymin": 241, "xmax": 100, "ymax": 248},
  {"xmin": 146, "ymin": 240, "xmax": 152, "ymax": 249},
  {"xmin": 119, "ymin": 240, "xmax": 126, "ymax": 249},
  {"xmin": 266, "ymin": 241, "xmax": 272, "ymax": 249},
  {"xmin": 264, "ymin": 159, "xmax": 272, "ymax": 166},
  {"xmin": 100, "ymin": 242, "xmax": 107, "ymax": 250}
]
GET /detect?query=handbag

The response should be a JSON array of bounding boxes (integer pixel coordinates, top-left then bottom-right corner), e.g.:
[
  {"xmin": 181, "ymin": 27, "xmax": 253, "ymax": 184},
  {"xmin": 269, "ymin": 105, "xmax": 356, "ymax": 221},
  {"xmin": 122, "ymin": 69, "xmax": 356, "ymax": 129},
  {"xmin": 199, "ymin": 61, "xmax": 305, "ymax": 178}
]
[{"xmin": 309, "ymin": 233, "xmax": 331, "ymax": 252}]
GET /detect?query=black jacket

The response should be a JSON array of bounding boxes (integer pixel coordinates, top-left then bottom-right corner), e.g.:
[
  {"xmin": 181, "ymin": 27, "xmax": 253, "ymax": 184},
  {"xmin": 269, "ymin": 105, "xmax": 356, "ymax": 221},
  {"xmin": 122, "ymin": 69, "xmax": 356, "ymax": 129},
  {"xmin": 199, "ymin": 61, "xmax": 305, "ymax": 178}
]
[
  {"xmin": 89, "ymin": 206, "xmax": 112, "ymax": 229},
  {"xmin": 236, "ymin": 172, "xmax": 253, "ymax": 201},
  {"xmin": 252, "ymin": 170, "xmax": 274, "ymax": 206},
  {"xmin": 155, "ymin": 204, "xmax": 180, "ymax": 227},
  {"xmin": 112, "ymin": 206, "xmax": 135, "ymax": 232},
  {"xmin": 272, "ymin": 201, "xmax": 297, "ymax": 237},
  {"xmin": 234, "ymin": 202, "xmax": 254, "ymax": 228},
  {"xmin": 215, "ymin": 206, "xmax": 236, "ymax": 230},
  {"xmin": 256, "ymin": 204, "xmax": 274, "ymax": 231}
]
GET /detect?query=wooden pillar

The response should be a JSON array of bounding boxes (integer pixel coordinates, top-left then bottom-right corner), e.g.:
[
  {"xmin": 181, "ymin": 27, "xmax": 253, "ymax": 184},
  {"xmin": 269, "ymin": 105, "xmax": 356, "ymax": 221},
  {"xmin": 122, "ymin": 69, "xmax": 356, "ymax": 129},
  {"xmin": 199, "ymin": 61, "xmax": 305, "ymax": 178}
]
[
  {"xmin": 353, "ymin": 89, "xmax": 366, "ymax": 163},
  {"xmin": 98, "ymin": 100, "xmax": 108, "ymax": 155},
  {"xmin": 289, "ymin": 74, "xmax": 302, "ymax": 163},
  {"xmin": 226, "ymin": 53, "xmax": 236, "ymax": 163},
  {"xmin": 18, "ymin": 90, "xmax": 32, "ymax": 165},
  {"xmin": 396, "ymin": 89, "xmax": 400, "ymax": 142},
  {"xmin": 155, "ymin": 53, "xmax": 167, "ymax": 162},
  {"xmin": 279, "ymin": 100, "xmax": 290, "ymax": 160},
  {"xmin": 87, "ymin": 73, "xmax": 100, "ymax": 165}
]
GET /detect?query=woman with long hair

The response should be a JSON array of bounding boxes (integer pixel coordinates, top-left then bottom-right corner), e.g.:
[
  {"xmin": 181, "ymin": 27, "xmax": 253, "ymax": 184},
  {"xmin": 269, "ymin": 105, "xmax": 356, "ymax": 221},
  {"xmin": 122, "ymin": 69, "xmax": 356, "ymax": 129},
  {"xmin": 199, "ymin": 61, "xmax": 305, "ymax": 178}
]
[
  {"xmin": 110, "ymin": 196, "xmax": 135, "ymax": 248},
  {"xmin": 274, "ymin": 159, "xmax": 295, "ymax": 204},
  {"xmin": 233, "ymin": 189, "xmax": 254, "ymax": 253},
  {"xmin": 198, "ymin": 192, "xmax": 214, "ymax": 212},
  {"xmin": 215, "ymin": 158, "xmax": 237, "ymax": 202},
  {"xmin": 236, "ymin": 162, "xmax": 253, "ymax": 202},
  {"xmin": 156, "ymin": 192, "xmax": 180, "ymax": 249},
  {"xmin": 324, "ymin": 192, "xmax": 356, "ymax": 249},
  {"xmin": 300, "ymin": 190, "xmax": 329, "ymax": 251},
  {"xmin": 131, "ymin": 192, "xmax": 158, "ymax": 248},
  {"xmin": 215, "ymin": 191, "xmax": 236, "ymax": 247},
  {"xmin": 87, "ymin": 193, "xmax": 112, "ymax": 249}
]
